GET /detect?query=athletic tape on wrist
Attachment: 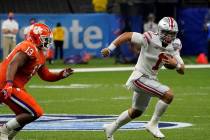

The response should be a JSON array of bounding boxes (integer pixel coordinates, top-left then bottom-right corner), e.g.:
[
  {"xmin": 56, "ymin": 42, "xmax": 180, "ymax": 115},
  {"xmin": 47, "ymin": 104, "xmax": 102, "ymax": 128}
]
[{"xmin": 107, "ymin": 43, "xmax": 116, "ymax": 51}]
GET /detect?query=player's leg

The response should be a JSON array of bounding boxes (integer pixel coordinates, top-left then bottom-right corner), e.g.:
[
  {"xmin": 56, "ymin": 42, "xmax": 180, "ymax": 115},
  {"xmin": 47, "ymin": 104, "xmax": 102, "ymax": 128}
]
[
  {"xmin": 133, "ymin": 76, "xmax": 172, "ymax": 138},
  {"xmin": 145, "ymin": 90, "xmax": 173, "ymax": 139},
  {"xmin": 103, "ymin": 110, "xmax": 132, "ymax": 140},
  {"xmin": 1, "ymin": 112, "xmax": 38, "ymax": 140},
  {"xmin": 0, "ymin": 88, "xmax": 43, "ymax": 140},
  {"xmin": 149, "ymin": 89, "xmax": 173, "ymax": 125},
  {"xmin": 103, "ymin": 91, "xmax": 151, "ymax": 140}
]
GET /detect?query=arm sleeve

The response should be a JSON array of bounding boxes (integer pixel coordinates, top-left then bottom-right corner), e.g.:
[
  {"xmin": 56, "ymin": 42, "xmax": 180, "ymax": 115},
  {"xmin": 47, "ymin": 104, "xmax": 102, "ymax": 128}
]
[
  {"xmin": 131, "ymin": 32, "xmax": 148, "ymax": 47},
  {"xmin": 37, "ymin": 65, "xmax": 63, "ymax": 82},
  {"xmin": 174, "ymin": 54, "xmax": 184, "ymax": 64}
]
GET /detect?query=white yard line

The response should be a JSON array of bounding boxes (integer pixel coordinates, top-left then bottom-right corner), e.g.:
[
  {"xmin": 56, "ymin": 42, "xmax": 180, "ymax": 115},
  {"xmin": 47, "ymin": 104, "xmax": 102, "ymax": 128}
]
[
  {"xmin": 50, "ymin": 64, "xmax": 210, "ymax": 73},
  {"xmin": 28, "ymin": 84, "xmax": 124, "ymax": 89},
  {"xmin": 51, "ymin": 67, "xmax": 134, "ymax": 73}
]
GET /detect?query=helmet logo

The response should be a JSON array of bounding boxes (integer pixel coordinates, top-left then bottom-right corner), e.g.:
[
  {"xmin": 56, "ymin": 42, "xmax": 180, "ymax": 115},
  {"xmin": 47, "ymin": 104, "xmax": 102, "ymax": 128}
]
[{"xmin": 33, "ymin": 26, "xmax": 43, "ymax": 34}]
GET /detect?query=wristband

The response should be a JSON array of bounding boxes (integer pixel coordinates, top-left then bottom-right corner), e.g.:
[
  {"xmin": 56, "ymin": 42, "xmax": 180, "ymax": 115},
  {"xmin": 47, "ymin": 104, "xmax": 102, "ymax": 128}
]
[
  {"xmin": 107, "ymin": 43, "xmax": 116, "ymax": 51},
  {"xmin": 6, "ymin": 80, "xmax": 13, "ymax": 85}
]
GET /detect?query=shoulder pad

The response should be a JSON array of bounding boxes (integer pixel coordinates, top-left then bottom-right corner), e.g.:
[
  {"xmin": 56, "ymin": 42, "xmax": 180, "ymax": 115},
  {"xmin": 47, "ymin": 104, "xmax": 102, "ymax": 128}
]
[
  {"xmin": 143, "ymin": 31, "xmax": 157, "ymax": 43},
  {"xmin": 172, "ymin": 38, "xmax": 182, "ymax": 51},
  {"xmin": 19, "ymin": 41, "xmax": 38, "ymax": 59}
]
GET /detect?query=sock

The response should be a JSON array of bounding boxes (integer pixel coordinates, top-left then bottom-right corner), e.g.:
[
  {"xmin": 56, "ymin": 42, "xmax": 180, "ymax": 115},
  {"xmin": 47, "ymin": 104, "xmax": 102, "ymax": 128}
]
[
  {"xmin": 150, "ymin": 100, "xmax": 169, "ymax": 125},
  {"xmin": 8, "ymin": 130, "xmax": 19, "ymax": 140},
  {"xmin": 109, "ymin": 110, "xmax": 132, "ymax": 135},
  {"xmin": 5, "ymin": 118, "xmax": 21, "ymax": 131}
]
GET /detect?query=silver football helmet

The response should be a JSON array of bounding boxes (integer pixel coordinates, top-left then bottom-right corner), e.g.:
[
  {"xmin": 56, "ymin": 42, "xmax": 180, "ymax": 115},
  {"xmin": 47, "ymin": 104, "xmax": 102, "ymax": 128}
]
[{"xmin": 158, "ymin": 17, "xmax": 178, "ymax": 44}]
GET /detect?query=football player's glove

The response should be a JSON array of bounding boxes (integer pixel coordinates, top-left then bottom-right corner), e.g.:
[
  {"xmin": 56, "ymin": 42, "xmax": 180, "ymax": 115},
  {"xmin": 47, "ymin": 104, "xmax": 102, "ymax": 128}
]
[
  {"xmin": 1, "ymin": 80, "xmax": 13, "ymax": 100},
  {"xmin": 101, "ymin": 48, "xmax": 111, "ymax": 57},
  {"xmin": 60, "ymin": 68, "xmax": 74, "ymax": 78},
  {"xmin": 101, "ymin": 43, "xmax": 116, "ymax": 57}
]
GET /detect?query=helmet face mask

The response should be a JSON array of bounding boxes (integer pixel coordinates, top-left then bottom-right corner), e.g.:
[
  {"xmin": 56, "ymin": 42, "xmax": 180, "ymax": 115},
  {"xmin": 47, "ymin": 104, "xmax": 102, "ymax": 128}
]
[
  {"xmin": 159, "ymin": 30, "xmax": 177, "ymax": 44},
  {"xmin": 39, "ymin": 34, "xmax": 53, "ymax": 48},
  {"xmin": 158, "ymin": 17, "xmax": 178, "ymax": 44}
]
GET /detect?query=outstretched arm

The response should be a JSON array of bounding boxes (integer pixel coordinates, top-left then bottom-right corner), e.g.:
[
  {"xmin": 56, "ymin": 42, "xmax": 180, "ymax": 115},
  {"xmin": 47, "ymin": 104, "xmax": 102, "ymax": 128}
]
[
  {"xmin": 111, "ymin": 32, "xmax": 133, "ymax": 47},
  {"xmin": 101, "ymin": 32, "xmax": 146, "ymax": 57},
  {"xmin": 37, "ymin": 66, "xmax": 73, "ymax": 82},
  {"xmin": 101, "ymin": 32, "xmax": 133, "ymax": 57}
]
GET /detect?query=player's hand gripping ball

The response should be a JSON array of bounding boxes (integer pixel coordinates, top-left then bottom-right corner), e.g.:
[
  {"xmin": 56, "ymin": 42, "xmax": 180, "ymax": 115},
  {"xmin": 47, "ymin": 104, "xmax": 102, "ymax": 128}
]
[
  {"xmin": 1, "ymin": 81, "xmax": 13, "ymax": 100},
  {"xmin": 161, "ymin": 53, "xmax": 177, "ymax": 69}
]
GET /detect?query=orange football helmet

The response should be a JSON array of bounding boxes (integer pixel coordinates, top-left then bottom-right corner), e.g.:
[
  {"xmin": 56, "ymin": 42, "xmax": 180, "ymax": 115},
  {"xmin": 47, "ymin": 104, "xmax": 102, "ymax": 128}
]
[{"xmin": 27, "ymin": 23, "xmax": 53, "ymax": 48}]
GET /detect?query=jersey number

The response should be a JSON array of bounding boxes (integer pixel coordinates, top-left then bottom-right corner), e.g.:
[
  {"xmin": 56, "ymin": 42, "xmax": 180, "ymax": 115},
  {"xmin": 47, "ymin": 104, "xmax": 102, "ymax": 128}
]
[{"xmin": 152, "ymin": 53, "xmax": 165, "ymax": 70}]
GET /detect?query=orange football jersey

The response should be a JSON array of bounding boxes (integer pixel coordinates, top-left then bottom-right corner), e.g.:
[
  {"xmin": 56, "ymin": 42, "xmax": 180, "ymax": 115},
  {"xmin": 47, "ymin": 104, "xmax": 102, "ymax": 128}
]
[{"xmin": 0, "ymin": 40, "xmax": 46, "ymax": 89}]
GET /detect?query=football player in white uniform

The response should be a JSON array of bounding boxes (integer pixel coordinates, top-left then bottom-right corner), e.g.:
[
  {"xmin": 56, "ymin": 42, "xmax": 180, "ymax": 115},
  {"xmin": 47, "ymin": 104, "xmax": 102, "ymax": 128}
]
[{"xmin": 101, "ymin": 17, "xmax": 185, "ymax": 140}]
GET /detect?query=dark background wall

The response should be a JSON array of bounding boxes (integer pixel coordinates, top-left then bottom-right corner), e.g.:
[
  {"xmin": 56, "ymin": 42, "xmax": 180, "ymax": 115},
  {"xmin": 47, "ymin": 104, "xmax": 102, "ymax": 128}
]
[
  {"xmin": 0, "ymin": 0, "xmax": 208, "ymax": 23},
  {"xmin": 0, "ymin": 0, "xmax": 92, "ymax": 13}
]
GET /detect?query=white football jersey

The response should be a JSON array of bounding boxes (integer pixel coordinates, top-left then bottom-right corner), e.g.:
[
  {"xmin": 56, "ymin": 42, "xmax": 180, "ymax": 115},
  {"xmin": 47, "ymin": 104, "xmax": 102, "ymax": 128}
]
[{"xmin": 131, "ymin": 31, "xmax": 184, "ymax": 78}]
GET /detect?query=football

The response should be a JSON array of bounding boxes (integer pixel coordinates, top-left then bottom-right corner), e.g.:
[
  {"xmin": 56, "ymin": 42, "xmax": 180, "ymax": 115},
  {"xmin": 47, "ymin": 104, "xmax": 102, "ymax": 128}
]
[
  {"xmin": 162, "ymin": 53, "xmax": 176, "ymax": 69},
  {"xmin": 164, "ymin": 63, "xmax": 176, "ymax": 69}
]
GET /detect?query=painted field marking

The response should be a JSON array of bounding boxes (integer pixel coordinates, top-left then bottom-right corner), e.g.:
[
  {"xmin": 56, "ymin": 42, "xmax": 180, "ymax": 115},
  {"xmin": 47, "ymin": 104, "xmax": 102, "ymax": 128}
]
[
  {"xmin": 50, "ymin": 64, "xmax": 210, "ymax": 73},
  {"xmin": 28, "ymin": 84, "xmax": 124, "ymax": 89},
  {"xmin": 0, "ymin": 114, "xmax": 192, "ymax": 131}
]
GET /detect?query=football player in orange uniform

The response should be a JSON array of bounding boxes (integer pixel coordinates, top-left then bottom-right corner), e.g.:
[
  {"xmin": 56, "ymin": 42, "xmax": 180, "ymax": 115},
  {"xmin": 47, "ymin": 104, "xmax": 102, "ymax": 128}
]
[{"xmin": 0, "ymin": 23, "xmax": 73, "ymax": 140}]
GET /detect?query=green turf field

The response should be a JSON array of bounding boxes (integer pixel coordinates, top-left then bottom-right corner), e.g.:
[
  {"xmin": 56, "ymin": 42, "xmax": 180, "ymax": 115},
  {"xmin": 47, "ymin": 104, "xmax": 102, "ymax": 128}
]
[{"xmin": 1, "ymin": 59, "xmax": 210, "ymax": 140}]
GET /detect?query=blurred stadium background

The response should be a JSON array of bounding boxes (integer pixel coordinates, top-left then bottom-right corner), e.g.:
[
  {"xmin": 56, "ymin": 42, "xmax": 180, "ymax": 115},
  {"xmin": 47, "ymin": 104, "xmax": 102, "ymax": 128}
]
[
  {"xmin": 0, "ymin": 0, "xmax": 209, "ymax": 59},
  {"xmin": 0, "ymin": 0, "xmax": 210, "ymax": 140}
]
